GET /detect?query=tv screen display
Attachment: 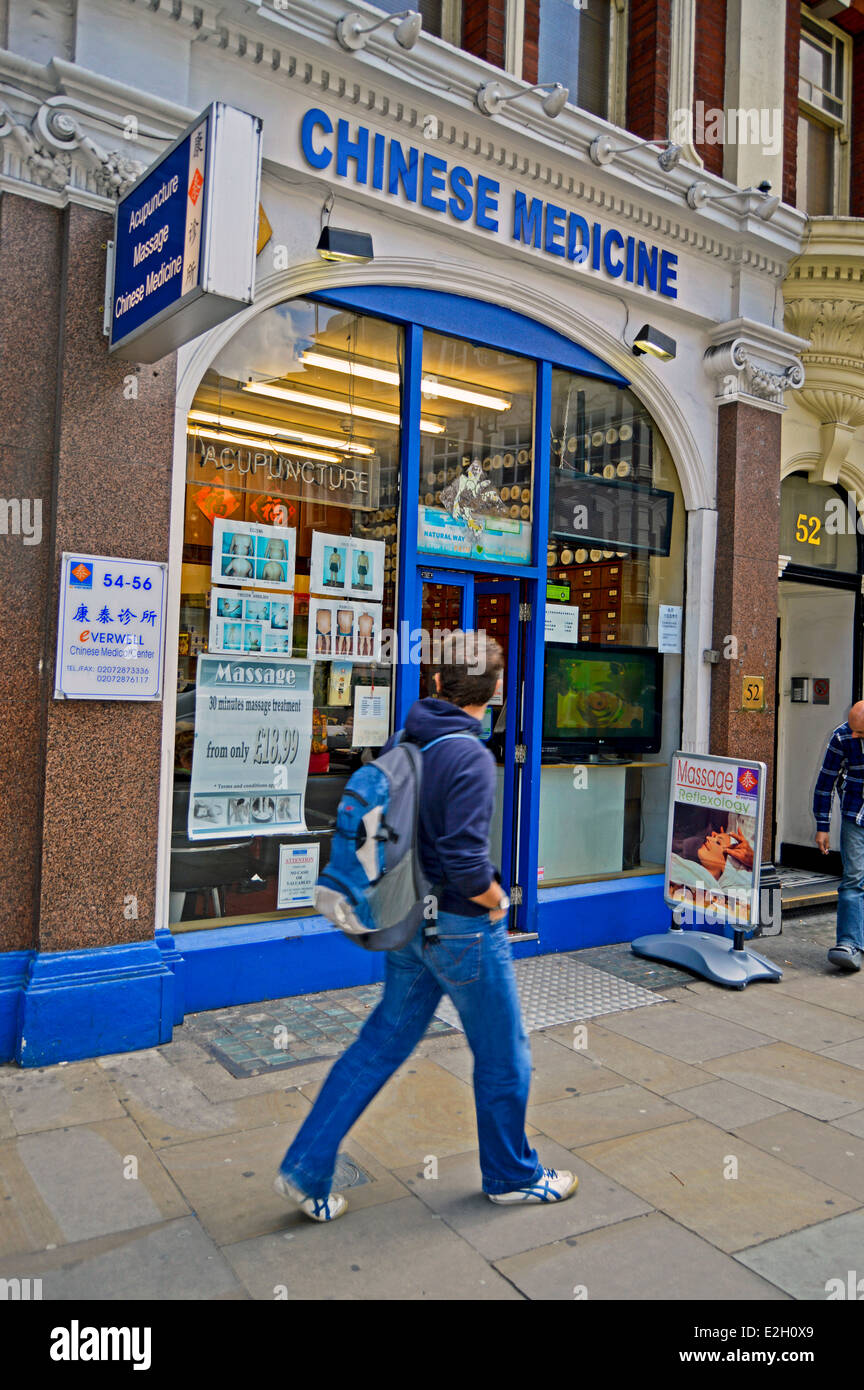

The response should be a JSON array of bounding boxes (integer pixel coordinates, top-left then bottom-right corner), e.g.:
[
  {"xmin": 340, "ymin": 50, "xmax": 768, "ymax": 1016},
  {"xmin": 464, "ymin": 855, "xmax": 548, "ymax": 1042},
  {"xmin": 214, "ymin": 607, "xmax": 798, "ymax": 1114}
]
[{"xmin": 542, "ymin": 643, "xmax": 663, "ymax": 755}]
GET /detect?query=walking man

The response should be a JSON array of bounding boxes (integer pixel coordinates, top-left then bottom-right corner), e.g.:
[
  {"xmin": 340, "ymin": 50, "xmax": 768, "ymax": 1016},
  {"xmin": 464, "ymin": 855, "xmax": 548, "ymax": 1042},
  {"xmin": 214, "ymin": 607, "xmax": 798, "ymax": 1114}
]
[
  {"xmin": 814, "ymin": 700, "xmax": 864, "ymax": 971},
  {"xmin": 275, "ymin": 631, "xmax": 578, "ymax": 1220}
]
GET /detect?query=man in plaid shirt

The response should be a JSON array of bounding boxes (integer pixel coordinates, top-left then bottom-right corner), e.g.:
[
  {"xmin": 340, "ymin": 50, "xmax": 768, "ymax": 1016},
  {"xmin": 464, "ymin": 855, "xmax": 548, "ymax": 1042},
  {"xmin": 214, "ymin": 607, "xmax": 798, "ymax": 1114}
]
[{"xmin": 814, "ymin": 702, "xmax": 864, "ymax": 971}]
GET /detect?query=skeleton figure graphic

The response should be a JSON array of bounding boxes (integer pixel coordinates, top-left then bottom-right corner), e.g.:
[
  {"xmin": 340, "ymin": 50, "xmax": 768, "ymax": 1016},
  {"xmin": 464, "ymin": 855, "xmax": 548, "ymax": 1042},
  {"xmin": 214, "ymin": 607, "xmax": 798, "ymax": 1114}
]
[{"xmin": 440, "ymin": 460, "xmax": 507, "ymax": 534}]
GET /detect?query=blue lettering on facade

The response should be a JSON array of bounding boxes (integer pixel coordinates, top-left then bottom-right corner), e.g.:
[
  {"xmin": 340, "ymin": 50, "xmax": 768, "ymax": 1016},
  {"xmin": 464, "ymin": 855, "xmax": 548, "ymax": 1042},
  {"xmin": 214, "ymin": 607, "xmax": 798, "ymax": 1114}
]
[{"xmin": 298, "ymin": 108, "xmax": 679, "ymax": 299}]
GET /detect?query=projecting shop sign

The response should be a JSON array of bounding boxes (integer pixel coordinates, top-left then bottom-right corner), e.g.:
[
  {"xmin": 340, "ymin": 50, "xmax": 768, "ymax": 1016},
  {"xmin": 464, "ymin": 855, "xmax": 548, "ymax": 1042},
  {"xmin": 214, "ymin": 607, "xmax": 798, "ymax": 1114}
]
[{"xmin": 109, "ymin": 102, "xmax": 262, "ymax": 362}]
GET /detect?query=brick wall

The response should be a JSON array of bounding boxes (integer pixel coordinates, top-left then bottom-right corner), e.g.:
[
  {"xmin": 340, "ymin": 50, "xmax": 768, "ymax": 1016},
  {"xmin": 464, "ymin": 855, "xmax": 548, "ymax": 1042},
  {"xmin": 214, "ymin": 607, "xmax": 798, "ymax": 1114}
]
[
  {"xmin": 694, "ymin": 0, "xmax": 726, "ymax": 175},
  {"xmin": 783, "ymin": 0, "xmax": 800, "ymax": 207},
  {"xmin": 522, "ymin": 0, "xmax": 539, "ymax": 83},
  {"xmin": 462, "ymin": 0, "xmax": 507, "ymax": 69},
  {"xmin": 626, "ymin": 0, "xmax": 673, "ymax": 140}
]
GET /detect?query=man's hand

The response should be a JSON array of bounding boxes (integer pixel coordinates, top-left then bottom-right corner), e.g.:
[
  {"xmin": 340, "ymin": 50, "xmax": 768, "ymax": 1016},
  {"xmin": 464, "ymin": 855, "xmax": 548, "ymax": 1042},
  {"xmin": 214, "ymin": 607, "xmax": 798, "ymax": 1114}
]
[
  {"xmin": 489, "ymin": 903, "xmax": 508, "ymax": 923},
  {"xmin": 816, "ymin": 831, "xmax": 831, "ymax": 855}
]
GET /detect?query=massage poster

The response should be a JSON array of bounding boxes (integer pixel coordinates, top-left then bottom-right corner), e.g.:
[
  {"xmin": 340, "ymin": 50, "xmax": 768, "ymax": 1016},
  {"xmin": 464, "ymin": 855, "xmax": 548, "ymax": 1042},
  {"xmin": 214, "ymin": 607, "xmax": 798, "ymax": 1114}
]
[
  {"xmin": 664, "ymin": 753, "xmax": 766, "ymax": 927},
  {"xmin": 188, "ymin": 655, "xmax": 312, "ymax": 841},
  {"xmin": 211, "ymin": 518, "xmax": 296, "ymax": 592},
  {"xmin": 309, "ymin": 531, "xmax": 384, "ymax": 601},
  {"xmin": 307, "ymin": 598, "xmax": 382, "ymax": 663},
  {"xmin": 209, "ymin": 587, "xmax": 294, "ymax": 656}
]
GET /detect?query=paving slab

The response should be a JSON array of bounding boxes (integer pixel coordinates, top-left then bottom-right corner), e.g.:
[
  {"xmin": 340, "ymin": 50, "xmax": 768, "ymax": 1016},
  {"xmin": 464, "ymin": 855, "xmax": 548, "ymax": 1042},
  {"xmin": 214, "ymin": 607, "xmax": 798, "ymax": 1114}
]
[
  {"xmin": 393, "ymin": 1139, "xmax": 651, "ymax": 1262},
  {"xmin": 665, "ymin": 1080, "xmax": 789, "ymax": 1130},
  {"xmin": 99, "ymin": 1047, "xmax": 311, "ymax": 1147},
  {"xmin": 819, "ymin": 1038, "xmax": 864, "ymax": 1069},
  {"xmin": 309, "ymin": 1058, "xmax": 480, "ymax": 1170},
  {"xmin": 528, "ymin": 1083, "xmax": 689, "ymax": 1148},
  {"xmin": 0, "ymin": 1216, "xmax": 245, "ymax": 1300},
  {"xmin": 158, "ymin": 1122, "xmax": 409, "ymax": 1246},
  {"xmin": 157, "ymin": 1034, "xmax": 335, "ymax": 1103},
  {"xmin": 493, "ymin": 1211, "xmax": 789, "ymax": 1301},
  {"xmin": 577, "ymin": 1118, "xmax": 857, "ymax": 1252},
  {"xmin": 735, "ymin": 1209, "xmax": 864, "ymax": 1300},
  {"xmin": 223, "ymin": 1194, "xmax": 524, "ymax": 1300},
  {"xmin": 680, "ymin": 984, "xmax": 864, "ymax": 1051},
  {"xmin": 433, "ymin": 1030, "xmax": 628, "ymax": 1104},
  {"xmin": 770, "ymin": 972, "xmax": 864, "ymax": 1019},
  {"xmin": 0, "ymin": 1119, "xmax": 188, "ymax": 1257},
  {"xmin": 733, "ymin": 1110, "xmax": 864, "ymax": 1203},
  {"xmin": 595, "ymin": 1002, "xmax": 774, "ymax": 1063},
  {"xmin": 0, "ymin": 1083, "xmax": 15, "ymax": 1141},
  {"xmin": 829, "ymin": 1109, "xmax": 864, "ymax": 1138},
  {"xmin": 703, "ymin": 1042, "xmax": 864, "ymax": 1120},
  {"xmin": 0, "ymin": 1061, "xmax": 125, "ymax": 1135},
  {"xmin": 540, "ymin": 1020, "xmax": 708, "ymax": 1095}
]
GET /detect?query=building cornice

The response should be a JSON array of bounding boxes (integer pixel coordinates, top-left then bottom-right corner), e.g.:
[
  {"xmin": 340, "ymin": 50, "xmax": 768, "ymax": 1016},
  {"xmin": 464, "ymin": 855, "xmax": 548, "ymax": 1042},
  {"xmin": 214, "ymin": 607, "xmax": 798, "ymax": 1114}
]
[{"xmin": 0, "ymin": 0, "xmax": 807, "ymax": 277}]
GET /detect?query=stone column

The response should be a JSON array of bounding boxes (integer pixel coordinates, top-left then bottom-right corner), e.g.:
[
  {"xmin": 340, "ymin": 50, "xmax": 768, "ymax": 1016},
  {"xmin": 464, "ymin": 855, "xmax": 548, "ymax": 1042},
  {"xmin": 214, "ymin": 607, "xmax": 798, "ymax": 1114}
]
[{"xmin": 704, "ymin": 328, "xmax": 805, "ymax": 859}]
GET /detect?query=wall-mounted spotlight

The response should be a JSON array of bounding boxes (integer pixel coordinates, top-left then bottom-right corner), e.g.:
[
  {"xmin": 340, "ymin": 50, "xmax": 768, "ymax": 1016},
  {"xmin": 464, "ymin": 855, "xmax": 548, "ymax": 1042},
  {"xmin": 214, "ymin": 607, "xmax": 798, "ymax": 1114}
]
[
  {"xmin": 316, "ymin": 194, "xmax": 374, "ymax": 263},
  {"xmin": 686, "ymin": 180, "xmax": 780, "ymax": 220},
  {"xmin": 589, "ymin": 134, "xmax": 682, "ymax": 172},
  {"xmin": 631, "ymin": 325, "xmax": 677, "ymax": 360},
  {"xmin": 336, "ymin": 8, "xmax": 421, "ymax": 51},
  {"xmin": 475, "ymin": 81, "xmax": 568, "ymax": 119}
]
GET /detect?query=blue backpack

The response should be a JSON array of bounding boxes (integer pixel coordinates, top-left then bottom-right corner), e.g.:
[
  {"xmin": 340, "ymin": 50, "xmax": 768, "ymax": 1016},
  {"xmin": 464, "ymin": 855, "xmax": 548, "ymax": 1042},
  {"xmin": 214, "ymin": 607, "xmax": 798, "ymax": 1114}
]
[{"xmin": 313, "ymin": 731, "xmax": 475, "ymax": 951}]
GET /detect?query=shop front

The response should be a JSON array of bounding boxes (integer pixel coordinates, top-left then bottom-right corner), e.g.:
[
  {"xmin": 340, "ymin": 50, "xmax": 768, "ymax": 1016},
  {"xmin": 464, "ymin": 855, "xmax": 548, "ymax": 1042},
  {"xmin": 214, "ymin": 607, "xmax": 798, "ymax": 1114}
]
[
  {"xmin": 0, "ymin": 0, "xmax": 809, "ymax": 1060},
  {"xmin": 162, "ymin": 273, "xmax": 688, "ymax": 1008}
]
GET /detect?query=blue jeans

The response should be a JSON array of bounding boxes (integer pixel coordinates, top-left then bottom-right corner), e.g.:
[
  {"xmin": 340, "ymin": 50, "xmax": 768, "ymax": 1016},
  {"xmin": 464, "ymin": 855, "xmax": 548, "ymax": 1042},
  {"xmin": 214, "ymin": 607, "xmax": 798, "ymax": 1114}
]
[
  {"xmin": 279, "ymin": 911, "xmax": 542, "ymax": 1197},
  {"xmin": 838, "ymin": 818, "xmax": 864, "ymax": 951}
]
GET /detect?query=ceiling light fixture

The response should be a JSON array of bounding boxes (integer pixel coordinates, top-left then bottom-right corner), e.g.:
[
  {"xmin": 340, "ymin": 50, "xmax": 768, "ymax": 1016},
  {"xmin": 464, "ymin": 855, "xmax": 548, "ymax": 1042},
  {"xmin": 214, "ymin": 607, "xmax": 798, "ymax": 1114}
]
[
  {"xmin": 589, "ymin": 135, "xmax": 682, "ymax": 171},
  {"xmin": 300, "ymin": 350, "xmax": 513, "ymax": 411},
  {"xmin": 188, "ymin": 409, "xmax": 375, "ymax": 455},
  {"xmin": 188, "ymin": 425, "xmax": 342, "ymax": 464},
  {"xmin": 685, "ymin": 181, "xmax": 780, "ymax": 220},
  {"xmin": 475, "ymin": 81, "xmax": 568, "ymax": 119},
  {"xmin": 335, "ymin": 8, "xmax": 421, "ymax": 51},
  {"xmin": 631, "ymin": 325, "xmax": 677, "ymax": 361},
  {"xmin": 242, "ymin": 380, "xmax": 446, "ymax": 433}
]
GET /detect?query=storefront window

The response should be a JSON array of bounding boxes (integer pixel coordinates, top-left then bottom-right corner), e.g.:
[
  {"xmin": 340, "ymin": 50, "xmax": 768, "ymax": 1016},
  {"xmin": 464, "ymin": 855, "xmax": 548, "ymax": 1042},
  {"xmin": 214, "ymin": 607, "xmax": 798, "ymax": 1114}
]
[
  {"xmin": 539, "ymin": 369, "xmax": 685, "ymax": 886},
  {"xmin": 780, "ymin": 473, "xmax": 858, "ymax": 573},
  {"xmin": 171, "ymin": 298, "xmax": 400, "ymax": 928},
  {"xmin": 417, "ymin": 330, "xmax": 536, "ymax": 565}
]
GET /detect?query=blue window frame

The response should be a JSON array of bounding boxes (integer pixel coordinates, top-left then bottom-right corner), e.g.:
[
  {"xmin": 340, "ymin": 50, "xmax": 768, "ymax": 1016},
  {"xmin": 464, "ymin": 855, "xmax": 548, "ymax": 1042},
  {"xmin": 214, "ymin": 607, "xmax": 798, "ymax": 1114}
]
[{"xmin": 310, "ymin": 286, "xmax": 627, "ymax": 932}]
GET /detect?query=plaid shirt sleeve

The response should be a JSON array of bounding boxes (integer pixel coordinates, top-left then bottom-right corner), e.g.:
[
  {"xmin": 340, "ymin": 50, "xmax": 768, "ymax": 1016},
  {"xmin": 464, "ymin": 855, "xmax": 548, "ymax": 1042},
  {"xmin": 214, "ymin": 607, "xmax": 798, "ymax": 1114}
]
[{"xmin": 813, "ymin": 729, "xmax": 846, "ymax": 831}]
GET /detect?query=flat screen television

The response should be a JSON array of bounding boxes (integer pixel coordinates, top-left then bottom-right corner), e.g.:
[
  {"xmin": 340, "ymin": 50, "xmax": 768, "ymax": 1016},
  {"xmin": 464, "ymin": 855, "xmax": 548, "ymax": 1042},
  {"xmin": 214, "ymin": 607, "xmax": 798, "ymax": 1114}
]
[{"xmin": 542, "ymin": 643, "xmax": 663, "ymax": 759}]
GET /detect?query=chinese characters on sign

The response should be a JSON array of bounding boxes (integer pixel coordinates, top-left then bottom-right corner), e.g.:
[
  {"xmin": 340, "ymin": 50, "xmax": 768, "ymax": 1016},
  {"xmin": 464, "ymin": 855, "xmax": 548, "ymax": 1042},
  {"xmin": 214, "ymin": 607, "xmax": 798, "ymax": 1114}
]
[{"xmin": 54, "ymin": 554, "xmax": 167, "ymax": 700}]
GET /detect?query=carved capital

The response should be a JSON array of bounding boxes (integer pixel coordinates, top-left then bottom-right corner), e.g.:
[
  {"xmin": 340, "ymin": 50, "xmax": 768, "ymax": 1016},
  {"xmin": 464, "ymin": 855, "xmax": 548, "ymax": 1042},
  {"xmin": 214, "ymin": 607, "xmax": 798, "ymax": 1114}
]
[{"xmin": 704, "ymin": 332, "xmax": 805, "ymax": 409}]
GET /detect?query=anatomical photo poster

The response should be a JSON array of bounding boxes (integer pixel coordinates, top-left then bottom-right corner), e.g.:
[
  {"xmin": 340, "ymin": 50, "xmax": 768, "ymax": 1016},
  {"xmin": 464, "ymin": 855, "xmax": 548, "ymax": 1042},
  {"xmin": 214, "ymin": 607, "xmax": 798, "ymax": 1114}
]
[
  {"xmin": 307, "ymin": 598, "xmax": 382, "ymax": 663},
  {"xmin": 211, "ymin": 518, "xmax": 297, "ymax": 592},
  {"xmin": 309, "ymin": 531, "xmax": 384, "ymax": 602},
  {"xmin": 209, "ymin": 587, "xmax": 294, "ymax": 655}
]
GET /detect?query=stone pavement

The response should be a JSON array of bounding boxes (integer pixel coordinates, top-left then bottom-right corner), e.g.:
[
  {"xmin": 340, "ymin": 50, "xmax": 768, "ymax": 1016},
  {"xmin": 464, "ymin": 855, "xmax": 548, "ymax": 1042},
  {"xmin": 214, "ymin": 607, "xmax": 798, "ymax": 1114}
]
[{"xmin": 1, "ymin": 910, "xmax": 863, "ymax": 1301}]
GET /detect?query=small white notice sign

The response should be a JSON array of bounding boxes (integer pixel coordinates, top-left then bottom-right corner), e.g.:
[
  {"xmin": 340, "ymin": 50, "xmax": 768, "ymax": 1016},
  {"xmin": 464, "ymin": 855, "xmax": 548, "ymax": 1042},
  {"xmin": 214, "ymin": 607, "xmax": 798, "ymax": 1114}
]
[
  {"xmin": 278, "ymin": 843, "xmax": 319, "ymax": 910},
  {"xmin": 353, "ymin": 685, "xmax": 390, "ymax": 747},
  {"xmin": 545, "ymin": 604, "xmax": 580, "ymax": 644},
  {"xmin": 658, "ymin": 604, "xmax": 682, "ymax": 654}
]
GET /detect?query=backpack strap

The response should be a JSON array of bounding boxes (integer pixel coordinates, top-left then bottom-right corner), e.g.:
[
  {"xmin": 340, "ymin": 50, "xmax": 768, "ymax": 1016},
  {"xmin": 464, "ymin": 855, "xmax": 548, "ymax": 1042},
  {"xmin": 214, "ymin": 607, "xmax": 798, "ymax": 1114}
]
[{"xmin": 420, "ymin": 731, "xmax": 478, "ymax": 753}]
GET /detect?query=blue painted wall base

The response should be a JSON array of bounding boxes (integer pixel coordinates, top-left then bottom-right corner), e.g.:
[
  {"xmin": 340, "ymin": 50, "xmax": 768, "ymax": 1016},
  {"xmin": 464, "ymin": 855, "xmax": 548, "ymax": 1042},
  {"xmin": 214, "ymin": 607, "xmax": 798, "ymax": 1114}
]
[
  {"xmin": 0, "ymin": 877, "xmax": 668, "ymax": 1065},
  {"xmin": 10, "ymin": 940, "xmax": 176, "ymax": 1068}
]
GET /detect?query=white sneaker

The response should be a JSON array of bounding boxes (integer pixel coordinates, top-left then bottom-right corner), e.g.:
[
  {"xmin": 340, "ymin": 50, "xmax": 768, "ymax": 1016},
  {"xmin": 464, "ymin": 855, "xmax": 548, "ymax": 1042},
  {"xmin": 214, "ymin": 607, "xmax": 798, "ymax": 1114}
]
[
  {"xmin": 488, "ymin": 1167, "xmax": 578, "ymax": 1205},
  {"xmin": 273, "ymin": 1172, "xmax": 348, "ymax": 1222}
]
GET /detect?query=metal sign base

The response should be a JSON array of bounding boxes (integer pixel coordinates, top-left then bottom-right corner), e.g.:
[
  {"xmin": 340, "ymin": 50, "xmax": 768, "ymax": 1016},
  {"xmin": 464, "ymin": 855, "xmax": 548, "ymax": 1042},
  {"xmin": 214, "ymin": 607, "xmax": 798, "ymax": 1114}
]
[{"xmin": 631, "ymin": 929, "xmax": 783, "ymax": 989}]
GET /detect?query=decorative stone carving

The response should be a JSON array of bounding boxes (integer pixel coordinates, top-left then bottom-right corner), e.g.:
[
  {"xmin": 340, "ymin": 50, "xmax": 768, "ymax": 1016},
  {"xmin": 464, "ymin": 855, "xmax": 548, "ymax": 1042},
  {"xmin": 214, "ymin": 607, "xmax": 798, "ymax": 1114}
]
[
  {"xmin": 783, "ymin": 219, "xmax": 864, "ymax": 484},
  {"xmin": 704, "ymin": 325, "xmax": 806, "ymax": 409},
  {"xmin": 0, "ymin": 96, "xmax": 145, "ymax": 198}
]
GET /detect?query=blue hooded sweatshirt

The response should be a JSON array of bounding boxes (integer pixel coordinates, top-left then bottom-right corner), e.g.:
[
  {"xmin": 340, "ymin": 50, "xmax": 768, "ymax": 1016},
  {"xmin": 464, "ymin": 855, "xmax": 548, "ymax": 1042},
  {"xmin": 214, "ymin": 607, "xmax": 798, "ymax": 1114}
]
[{"xmin": 385, "ymin": 697, "xmax": 498, "ymax": 917}]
